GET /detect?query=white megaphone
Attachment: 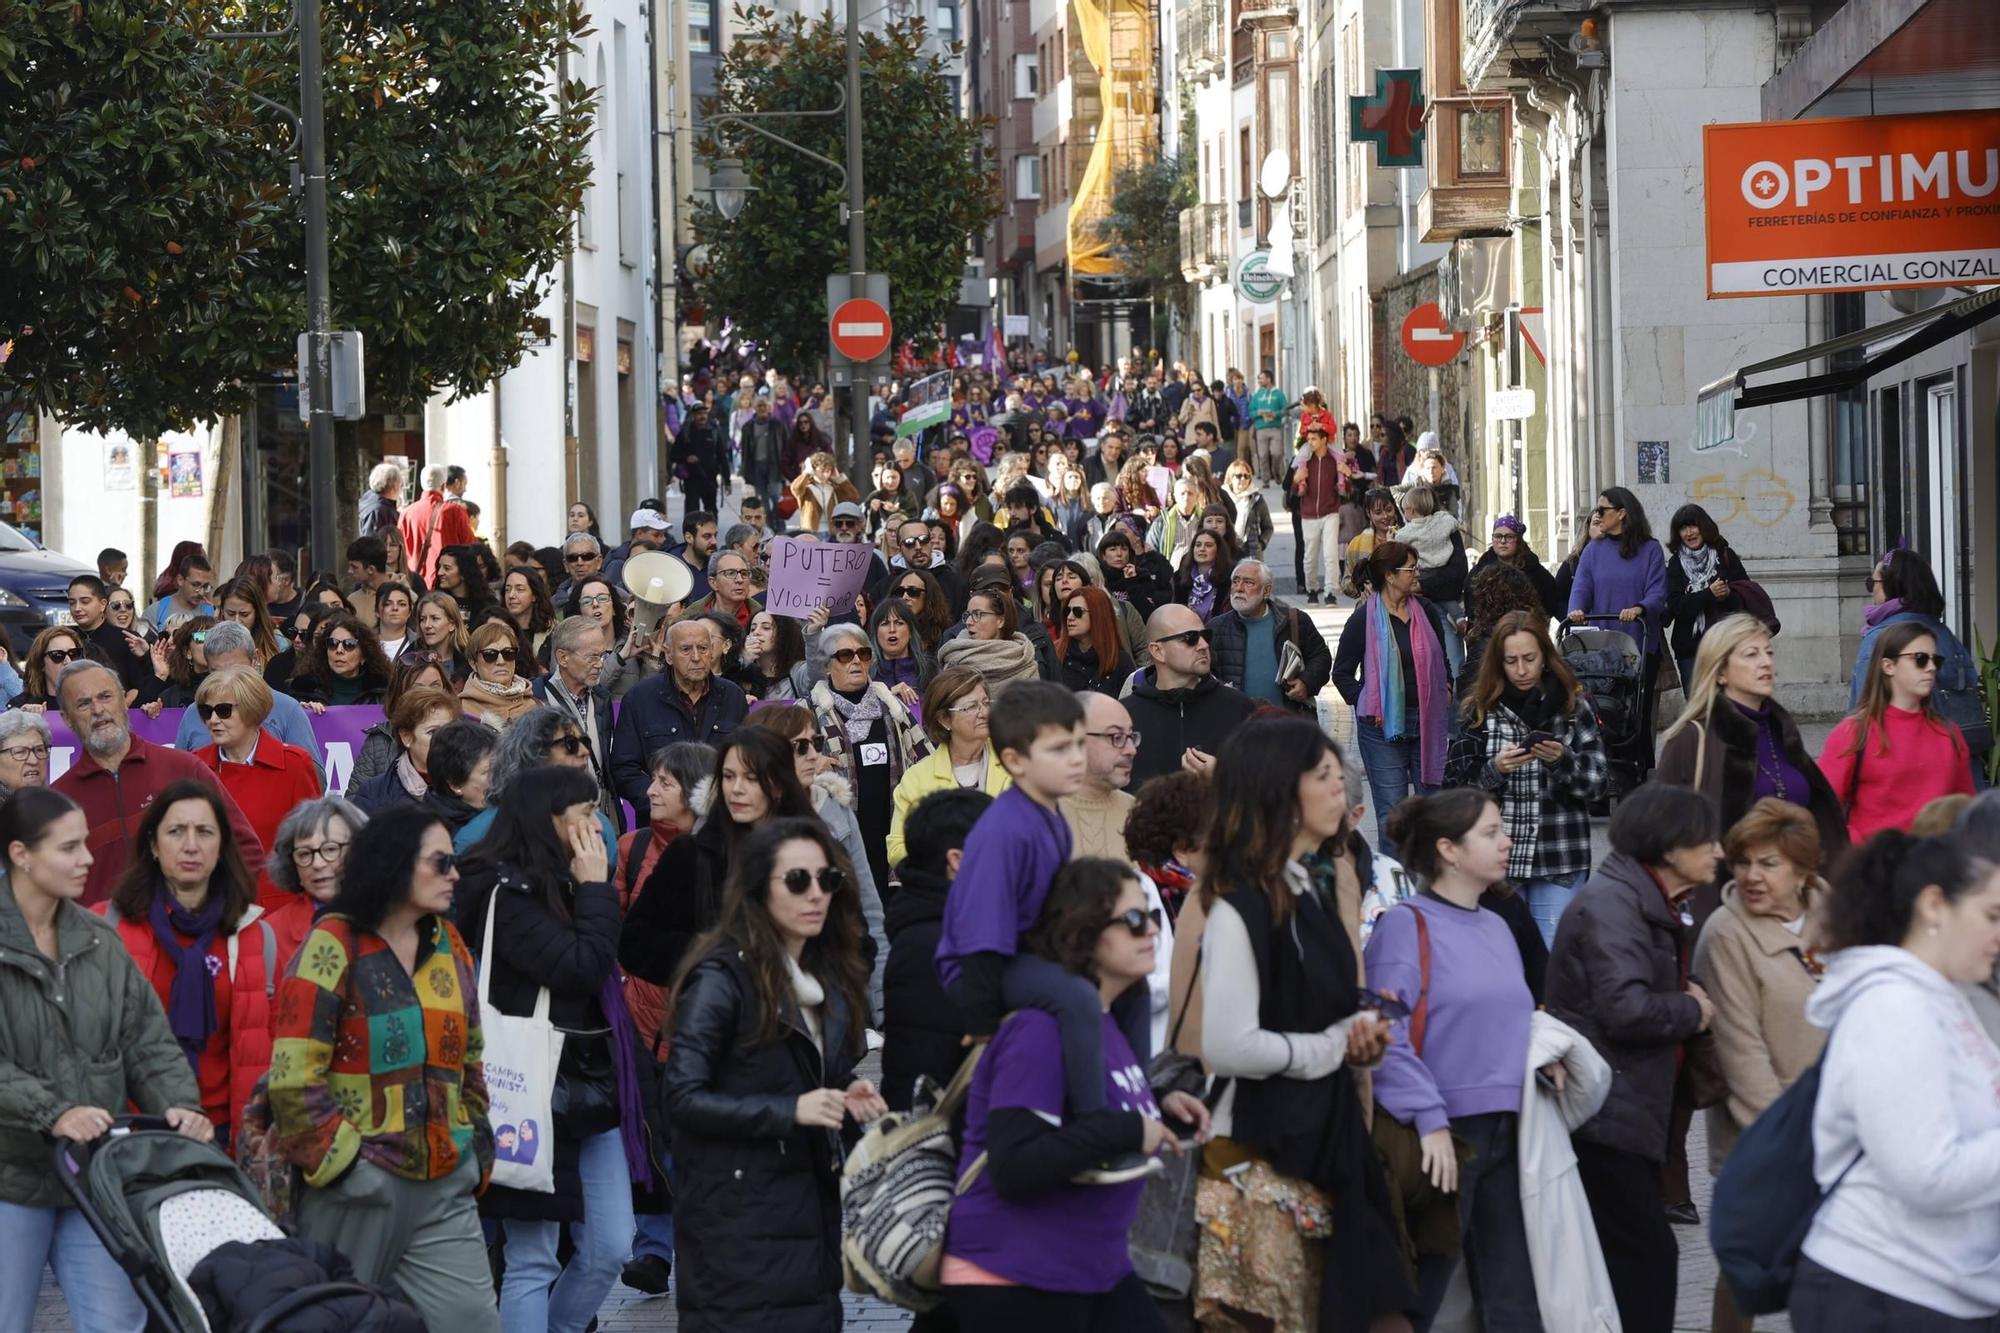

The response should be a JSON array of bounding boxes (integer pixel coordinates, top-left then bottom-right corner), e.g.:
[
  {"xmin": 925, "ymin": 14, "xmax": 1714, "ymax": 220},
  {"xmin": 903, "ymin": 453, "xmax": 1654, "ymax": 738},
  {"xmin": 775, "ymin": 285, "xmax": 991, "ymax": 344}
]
[{"xmin": 623, "ymin": 550, "xmax": 695, "ymax": 640}]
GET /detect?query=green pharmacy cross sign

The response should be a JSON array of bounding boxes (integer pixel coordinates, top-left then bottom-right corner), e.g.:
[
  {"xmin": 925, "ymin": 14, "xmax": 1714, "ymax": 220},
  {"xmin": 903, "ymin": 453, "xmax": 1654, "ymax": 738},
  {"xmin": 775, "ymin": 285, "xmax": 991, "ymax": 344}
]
[{"xmin": 1351, "ymin": 68, "xmax": 1426, "ymax": 169}]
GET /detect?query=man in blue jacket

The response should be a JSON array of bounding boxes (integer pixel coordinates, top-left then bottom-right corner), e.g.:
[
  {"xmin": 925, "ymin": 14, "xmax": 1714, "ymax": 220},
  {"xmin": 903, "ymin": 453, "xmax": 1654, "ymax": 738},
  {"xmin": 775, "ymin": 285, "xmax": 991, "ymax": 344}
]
[{"xmin": 609, "ymin": 618, "xmax": 746, "ymax": 807}]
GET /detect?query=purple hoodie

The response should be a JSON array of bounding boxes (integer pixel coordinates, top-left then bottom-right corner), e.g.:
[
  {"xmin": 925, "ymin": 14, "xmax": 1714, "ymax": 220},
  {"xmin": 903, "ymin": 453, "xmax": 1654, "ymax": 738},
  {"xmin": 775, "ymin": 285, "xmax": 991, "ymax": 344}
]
[{"xmin": 1364, "ymin": 893, "xmax": 1534, "ymax": 1135}]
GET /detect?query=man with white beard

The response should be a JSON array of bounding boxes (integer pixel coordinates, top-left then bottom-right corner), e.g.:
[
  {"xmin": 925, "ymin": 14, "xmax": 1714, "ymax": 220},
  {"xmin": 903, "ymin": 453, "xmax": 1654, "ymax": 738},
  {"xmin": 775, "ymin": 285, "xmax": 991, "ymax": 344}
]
[{"xmin": 1204, "ymin": 558, "xmax": 1332, "ymax": 710}]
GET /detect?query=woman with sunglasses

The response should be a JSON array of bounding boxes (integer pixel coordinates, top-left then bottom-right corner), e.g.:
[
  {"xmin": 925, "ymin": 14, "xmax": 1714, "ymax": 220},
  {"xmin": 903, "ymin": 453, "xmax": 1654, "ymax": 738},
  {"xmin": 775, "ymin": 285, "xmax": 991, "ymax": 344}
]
[
  {"xmin": 11, "ymin": 626, "xmax": 88, "ymax": 710},
  {"xmin": 459, "ymin": 764, "xmax": 647, "ymax": 1333},
  {"xmin": 105, "ymin": 585, "xmax": 153, "ymax": 646},
  {"xmin": 1850, "ymin": 547, "xmax": 1986, "ymax": 777},
  {"xmin": 286, "ymin": 611, "xmax": 392, "ymax": 706},
  {"xmin": 150, "ymin": 613, "xmax": 219, "ymax": 707},
  {"xmin": 664, "ymin": 818, "xmax": 881, "ymax": 1331},
  {"xmin": 806, "ymin": 623, "xmax": 930, "ymax": 917},
  {"xmin": 189, "ymin": 667, "xmax": 324, "ymax": 895},
  {"xmin": 460, "ymin": 622, "xmax": 540, "ymax": 729},
  {"xmin": 1818, "ymin": 619, "xmax": 1976, "ymax": 840},
  {"xmin": 941, "ymin": 857, "xmax": 1207, "ymax": 1332},
  {"xmin": 270, "ymin": 804, "xmax": 500, "ymax": 1333},
  {"xmin": 451, "ymin": 708, "xmax": 617, "ymax": 864},
  {"xmin": 1196, "ymin": 717, "xmax": 1415, "ymax": 1331},
  {"xmin": 1058, "ymin": 587, "xmax": 1132, "ymax": 696},
  {"xmin": 884, "ymin": 566, "xmax": 952, "ymax": 652},
  {"xmin": 1334, "ymin": 541, "xmax": 1453, "ymax": 831},
  {"xmin": 1565, "ymin": 487, "xmax": 1668, "ymax": 773}
]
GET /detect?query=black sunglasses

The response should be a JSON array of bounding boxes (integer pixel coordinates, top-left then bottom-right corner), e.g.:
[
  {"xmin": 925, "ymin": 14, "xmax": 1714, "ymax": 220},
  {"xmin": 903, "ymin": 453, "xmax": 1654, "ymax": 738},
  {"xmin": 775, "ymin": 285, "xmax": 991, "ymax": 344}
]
[
  {"xmin": 1065, "ymin": 604, "xmax": 1089, "ymax": 619},
  {"xmin": 829, "ymin": 646, "xmax": 873, "ymax": 665},
  {"xmin": 895, "ymin": 585, "xmax": 926, "ymax": 598},
  {"xmin": 1107, "ymin": 907, "xmax": 1162, "ymax": 937},
  {"xmin": 1892, "ymin": 651, "xmax": 1941, "ymax": 669},
  {"xmin": 781, "ymin": 865, "xmax": 847, "ymax": 896},
  {"xmin": 550, "ymin": 734, "xmax": 592, "ymax": 756},
  {"xmin": 1154, "ymin": 628, "xmax": 1211, "ymax": 648},
  {"xmin": 478, "ymin": 646, "xmax": 518, "ymax": 663},
  {"xmin": 899, "ymin": 536, "xmax": 926, "ymax": 549},
  {"xmin": 43, "ymin": 648, "xmax": 76, "ymax": 665},
  {"xmin": 424, "ymin": 851, "xmax": 459, "ymax": 875},
  {"xmin": 326, "ymin": 637, "xmax": 361, "ymax": 652},
  {"xmin": 196, "ymin": 702, "xmax": 236, "ymax": 721},
  {"xmin": 790, "ymin": 736, "xmax": 826, "ymax": 757}
]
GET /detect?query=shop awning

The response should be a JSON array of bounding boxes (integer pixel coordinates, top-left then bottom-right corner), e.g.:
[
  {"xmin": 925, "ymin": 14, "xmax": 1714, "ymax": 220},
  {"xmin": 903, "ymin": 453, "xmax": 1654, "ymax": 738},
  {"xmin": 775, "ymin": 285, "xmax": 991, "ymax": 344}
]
[{"xmin": 1695, "ymin": 286, "xmax": 2000, "ymax": 450}]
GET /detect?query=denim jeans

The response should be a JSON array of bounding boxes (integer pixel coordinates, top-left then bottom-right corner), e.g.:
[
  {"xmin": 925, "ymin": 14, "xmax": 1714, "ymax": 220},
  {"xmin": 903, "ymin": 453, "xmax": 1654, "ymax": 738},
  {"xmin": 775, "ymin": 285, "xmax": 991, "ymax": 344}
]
[
  {"xmin": 1521, "ymin": 871, "xmax": 1590, "ymax": 949},
  {"xmin": 1414, "ymin": 1113, "xmax": 1542, "ymax": 1333},
  {"xmin": 499, "ymin": 1129, "xmax": 638, "ymax": 1333},
  {"xmin": 1356, "ymin": 714, "xmax": 1438, "ymax": 837},
  {"xmin": 0, "ymin": 1199, "xmax": 146, "ymax": 1333},
  {"xmin": 1435, "ymin": 599, "xmax": 1465, "ymax": 681},
  {"xmin": 632, "ymin": 1209, "xmax": 675, "ymax": 1263}
]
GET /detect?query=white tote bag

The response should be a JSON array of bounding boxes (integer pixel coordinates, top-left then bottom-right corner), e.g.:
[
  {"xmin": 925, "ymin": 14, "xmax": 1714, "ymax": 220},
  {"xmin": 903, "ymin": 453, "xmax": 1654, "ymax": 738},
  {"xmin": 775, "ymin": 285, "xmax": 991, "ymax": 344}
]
[{"xmin": 477, "ymin": 897, "xmax": 565, "ymax": 1193}]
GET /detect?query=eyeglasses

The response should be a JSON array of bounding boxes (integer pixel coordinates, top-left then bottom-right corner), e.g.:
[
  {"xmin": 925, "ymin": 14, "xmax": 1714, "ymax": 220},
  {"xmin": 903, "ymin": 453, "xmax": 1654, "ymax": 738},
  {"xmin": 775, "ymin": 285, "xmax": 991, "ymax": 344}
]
[
  {"xmin": 196, "ymin": 702, "xmax": 237, "ymax": 721},
  {"xmin": 713, "ymin": 566, "xmax": 751, "ymax": 580},
  {"xmin": 549, "ymin": 734, "xmax": 592, "ymax": 756},
  {"xmin": 185, "ymin": 581, "xmax": 212, "ymax": 596},
  {"xmin": 0, "ymin": 743, "xmax": 50, "ymax": 762},
  {"xmin": 478, "ymin": 647, "xmax": 518, "ymax": 664},
  {"xmin": 579, "ymin": 593, "xmax": 613, "ymax": 608},
  {"xmin": 291, "ymin": 840, "xmax": 350, "ymax": 866},
  {"xmin": 829, "ymin": 646, "xmax": 873, "ymax": 665},
  {"xmin": 833, "ymin": 518, "xmax": 862, "ymax": 529},
  {"xmin": 43, "ymin": 649, "xmax": 76, "ymax": 665},
  {"xmin": 1153, "ymin": 628, "xmax": 1211, "ymax": 648},
  {"xmin": 423, "ymin": 851, "xmax": 459, "ymax": 875},
  {"xmin": 964, "ymin": 608, "xmax": 1000, "ymax": 622},
  {"xmin": 780, "ymin": 865, "xmax": 848, "ymax": 896},
  {"xmin": 562, "ymin": 649, "xmax": 609, "ymax": 666},
  {"xmin": 1892, "ymin": 651, "xmax": 1941, "ymax": 669},
  {"xmin": 1394, "ymin": 564, "xmax": 1420, "ymax": 577},
  {"xmin": 947, "ymin": 697, "xmax": 992, "ymax": 715},
  {"xmin": 326, "ymin": 637, "xmax": 362, "ymax": 652},
  {"xmin": 1106, "ymin": 906, "xmax": 1162, "ymax": 937},
  {"xmin": 1085, "ymin": 728, "xmax": 1141, "ymax": 750}
]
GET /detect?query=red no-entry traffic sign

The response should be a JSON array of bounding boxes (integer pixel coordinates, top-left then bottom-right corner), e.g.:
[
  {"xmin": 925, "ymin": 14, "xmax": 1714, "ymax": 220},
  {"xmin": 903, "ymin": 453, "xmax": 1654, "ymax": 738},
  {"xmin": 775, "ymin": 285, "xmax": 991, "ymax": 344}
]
[
  {"xmin": 830, "ymin": 298, "xmax": 893, "ymax": 363},
  {"xmin": 1401, "ymin": 301, "xmax": 1465, "ymax": 367}
]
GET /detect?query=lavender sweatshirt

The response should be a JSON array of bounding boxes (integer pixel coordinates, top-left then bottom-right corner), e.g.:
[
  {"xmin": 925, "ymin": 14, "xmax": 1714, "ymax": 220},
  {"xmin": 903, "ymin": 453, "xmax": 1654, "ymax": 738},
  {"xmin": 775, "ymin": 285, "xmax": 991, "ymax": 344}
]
[
  {"xmin": 935, "ymin": 785, "xmax": 1074, "ymax": 984},
  {"xmin": 1364, "ymin": 893, "xmax": 1534, "ymax": 1135},
  {"xmin": 1567, "ymin": 537, "xmax": 1668, "ymax": 653}
]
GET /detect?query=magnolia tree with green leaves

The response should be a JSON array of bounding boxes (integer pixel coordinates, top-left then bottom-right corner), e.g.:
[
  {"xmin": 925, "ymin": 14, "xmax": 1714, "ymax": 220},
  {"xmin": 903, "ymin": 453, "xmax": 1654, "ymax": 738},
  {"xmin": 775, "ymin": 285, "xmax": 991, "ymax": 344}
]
[
  {"xmin": 0, "ymin": 0, "xmax": 594, "ymax": 436},
  {"xmin": 691, "ymin": 8, "xmax": 998, "ymax": 373}
]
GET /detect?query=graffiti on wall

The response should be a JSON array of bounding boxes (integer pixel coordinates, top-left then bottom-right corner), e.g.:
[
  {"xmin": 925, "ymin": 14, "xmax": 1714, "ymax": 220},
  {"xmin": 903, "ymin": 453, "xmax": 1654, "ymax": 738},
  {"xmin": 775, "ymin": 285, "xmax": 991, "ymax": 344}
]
[{"xmin": 1691, "ymin": 468, "xmax": 1797, "ymax": 529}]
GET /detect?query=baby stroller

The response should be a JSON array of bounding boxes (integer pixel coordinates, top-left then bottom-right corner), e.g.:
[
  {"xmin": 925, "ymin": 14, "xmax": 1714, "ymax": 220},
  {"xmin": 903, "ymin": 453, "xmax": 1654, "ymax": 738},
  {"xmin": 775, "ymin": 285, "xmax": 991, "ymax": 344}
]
[
  {"xmin": 51, "ymin": 1115, "xmax": 396, "ymax": 1332},
  {"xmin": 1559, "ymin": 614, "xmax": 1656, "ymax": 798}
]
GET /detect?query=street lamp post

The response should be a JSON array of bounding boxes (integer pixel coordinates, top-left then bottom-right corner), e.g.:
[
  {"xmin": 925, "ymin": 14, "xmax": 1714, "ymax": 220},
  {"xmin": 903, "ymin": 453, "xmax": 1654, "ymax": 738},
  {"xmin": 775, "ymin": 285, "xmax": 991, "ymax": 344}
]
[
  {"xmin": 298, "ymin": 0, "xmax": 336, "ymax": 576},
  {"xmin": 701, "ymin": 3, "xmax": 868, "ymax": 471}
]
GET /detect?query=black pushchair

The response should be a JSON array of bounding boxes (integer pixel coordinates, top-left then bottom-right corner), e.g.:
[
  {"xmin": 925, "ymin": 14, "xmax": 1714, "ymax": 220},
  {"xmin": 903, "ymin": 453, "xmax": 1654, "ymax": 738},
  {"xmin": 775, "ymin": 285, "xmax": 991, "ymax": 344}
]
[
  {"xmin": 1559, "ymin": 613, "xmax": 1658, "ymax": 798},
  {"xmin": 50, "ymin": 1116, "xmax": 391, "ymax": 1332}
]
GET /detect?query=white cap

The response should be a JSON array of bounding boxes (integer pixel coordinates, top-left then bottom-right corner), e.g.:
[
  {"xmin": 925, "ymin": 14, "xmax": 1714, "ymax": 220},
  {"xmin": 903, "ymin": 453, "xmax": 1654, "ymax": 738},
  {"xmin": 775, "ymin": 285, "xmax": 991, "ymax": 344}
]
[{"xmin": 629, "ymin": 508, "xmax": 669, "ymax": 532}]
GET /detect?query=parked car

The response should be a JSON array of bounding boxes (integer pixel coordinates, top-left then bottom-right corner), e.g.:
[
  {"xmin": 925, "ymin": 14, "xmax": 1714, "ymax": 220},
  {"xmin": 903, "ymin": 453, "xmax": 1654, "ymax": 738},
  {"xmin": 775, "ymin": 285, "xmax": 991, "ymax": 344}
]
[{"xmin": 0, "ymin": 522, "xmax": 95, "ymax": 657}]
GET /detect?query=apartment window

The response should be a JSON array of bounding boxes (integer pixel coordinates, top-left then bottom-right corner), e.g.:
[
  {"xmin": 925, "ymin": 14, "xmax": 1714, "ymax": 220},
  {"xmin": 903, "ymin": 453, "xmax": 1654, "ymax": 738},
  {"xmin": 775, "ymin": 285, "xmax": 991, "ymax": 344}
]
[
  {"xmin": 937, "ymin": 0, "xmax": 959, "ymax": 40},
  {"xmin": 689, "ymin": 0, "xmax": 712, "ymax": 52},
  {"xmin": 1238, "ymin": 127, "xmax": 1251, "ymax": 200},
  {"xmin": 1014, "ymin": 52, "xmax": 1039, "ymax": 97},
  {"xmin": 1264, "ymin": 28, "xmax": 1289, "ymax": 59},
  {"xmin": 944, "ymin": 74, "xmax": 961, "ymax": 108},
  {"xmin": 1015, "ymin": 153, "xmax": 1042, "ymax": 200}
]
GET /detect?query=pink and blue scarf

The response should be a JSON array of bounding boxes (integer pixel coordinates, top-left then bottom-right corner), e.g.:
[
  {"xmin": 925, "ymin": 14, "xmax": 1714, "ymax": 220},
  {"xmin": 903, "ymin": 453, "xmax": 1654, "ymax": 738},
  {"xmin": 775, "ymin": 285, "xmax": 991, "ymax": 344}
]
[{"xmin": 1355, "ymin": 593, "xmax": 1448, "ymax": 785}]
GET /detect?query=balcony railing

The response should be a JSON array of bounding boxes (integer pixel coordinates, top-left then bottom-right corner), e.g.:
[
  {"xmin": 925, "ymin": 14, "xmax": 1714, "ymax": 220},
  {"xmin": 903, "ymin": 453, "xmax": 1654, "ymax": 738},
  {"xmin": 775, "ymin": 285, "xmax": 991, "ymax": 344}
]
[
  {"xmin": 1460, "ymin": 0, "xmax": 1526, "ymax": 86},
  {"xmin": 1176, "ymin": 0, "xmax": 1222, "ymax": 80},
  {"xmin": 1179, "ymin": 202, "xmax": 1225, "ymax": 281}
]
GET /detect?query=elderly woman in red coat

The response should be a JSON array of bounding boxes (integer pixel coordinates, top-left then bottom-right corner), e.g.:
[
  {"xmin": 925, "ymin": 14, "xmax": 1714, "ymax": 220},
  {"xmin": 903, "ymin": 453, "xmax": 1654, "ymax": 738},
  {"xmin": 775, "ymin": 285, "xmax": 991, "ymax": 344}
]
[{"xmin": 190, "ymin": 666, "xmax": 324, "ymax": 910}]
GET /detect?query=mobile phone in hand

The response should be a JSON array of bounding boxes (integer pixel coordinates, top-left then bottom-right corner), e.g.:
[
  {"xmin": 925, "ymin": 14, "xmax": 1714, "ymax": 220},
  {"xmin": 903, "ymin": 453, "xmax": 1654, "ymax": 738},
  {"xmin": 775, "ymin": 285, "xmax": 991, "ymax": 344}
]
[{"xmin": 1521, "ymin": 730, "xmax": 1556, "ymax": 748}]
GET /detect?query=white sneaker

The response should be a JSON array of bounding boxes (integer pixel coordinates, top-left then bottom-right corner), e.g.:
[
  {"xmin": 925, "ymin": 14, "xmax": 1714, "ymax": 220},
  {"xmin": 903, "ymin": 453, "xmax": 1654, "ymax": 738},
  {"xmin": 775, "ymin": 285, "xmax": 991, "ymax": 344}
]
[{"xmin": 865, "ymin": 1027, "xmax": 884, "ymax": 1052}]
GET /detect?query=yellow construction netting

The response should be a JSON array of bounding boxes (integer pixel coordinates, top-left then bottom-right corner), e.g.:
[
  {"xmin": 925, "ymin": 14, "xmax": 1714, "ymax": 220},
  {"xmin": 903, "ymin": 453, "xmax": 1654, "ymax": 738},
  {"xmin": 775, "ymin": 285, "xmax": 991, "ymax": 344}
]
[{"xmin": 1066, "ymin": 0, "xmax": 1156, "ymax": 278}]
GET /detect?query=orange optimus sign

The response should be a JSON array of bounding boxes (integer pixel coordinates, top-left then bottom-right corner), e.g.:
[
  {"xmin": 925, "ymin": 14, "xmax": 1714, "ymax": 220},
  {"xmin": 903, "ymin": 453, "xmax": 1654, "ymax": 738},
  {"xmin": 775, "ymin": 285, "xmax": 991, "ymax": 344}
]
[{"xmin": 1702, "ymin": 108, "xmax": 2000, "ymax": 298}]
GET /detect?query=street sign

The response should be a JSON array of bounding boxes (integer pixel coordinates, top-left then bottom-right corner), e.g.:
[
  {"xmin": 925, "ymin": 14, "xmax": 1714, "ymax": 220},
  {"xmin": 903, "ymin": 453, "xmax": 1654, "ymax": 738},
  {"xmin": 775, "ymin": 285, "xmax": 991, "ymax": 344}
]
[
  {"xmin": 295, "ymin": 331, "xmax": 366, "ymax": 421},
  {"xmin": 1489, "ymin": 387, "xmax": 1537, "ymax": 420},
  {"xmin": 1400, "ymin": 302, "xmax": 1465, "ymax": 367},
  {"xmin": 830, "ymin": 297, "xmax": 892, "ymax": 362},
  {"xmin": 1234, "ymin": 251, "xmax": 1283, "ymax": 305}
]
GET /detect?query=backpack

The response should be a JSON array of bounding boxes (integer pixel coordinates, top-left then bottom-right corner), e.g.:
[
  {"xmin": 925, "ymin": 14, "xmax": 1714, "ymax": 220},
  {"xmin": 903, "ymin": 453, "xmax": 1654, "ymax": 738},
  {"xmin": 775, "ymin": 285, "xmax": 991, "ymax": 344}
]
[
  {"xmin": 1709, "ymin": 1032, "xmax": 1860, "ymax": 1315},
  {"xmin": 839, "ymin": 1042, "xmax": 988, "ymax": 1311}
]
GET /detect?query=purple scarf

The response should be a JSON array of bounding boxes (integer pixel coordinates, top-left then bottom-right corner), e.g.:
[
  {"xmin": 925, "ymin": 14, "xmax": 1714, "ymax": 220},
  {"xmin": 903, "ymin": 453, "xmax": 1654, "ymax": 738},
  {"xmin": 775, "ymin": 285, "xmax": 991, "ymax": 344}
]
[
  {"xmin": 599, "ymin": 973, "xmax": 654, "ymax": 1189},
  {"xmin": 1355, "ymin": 593, "xmax": 1449, "ymax": 785},
  {"xmin": 1862, "ymin": 597, "xmax": 1905, "ymax": 630},
  {"xmin": 148, "ymin": 888, "xmax": 224, "ymax": 1069}
]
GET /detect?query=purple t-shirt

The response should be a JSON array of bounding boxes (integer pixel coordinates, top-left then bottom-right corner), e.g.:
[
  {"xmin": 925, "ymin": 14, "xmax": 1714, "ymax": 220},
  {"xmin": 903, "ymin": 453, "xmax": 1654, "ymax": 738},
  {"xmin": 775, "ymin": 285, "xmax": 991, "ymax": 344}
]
[
  {"xmin": 945, "ymin": 1009, "xmax": 1159, "ymax": 1291},
  {"xmin": 935, "ymin": 786, "xmax": 1073, "ymax": 983}
]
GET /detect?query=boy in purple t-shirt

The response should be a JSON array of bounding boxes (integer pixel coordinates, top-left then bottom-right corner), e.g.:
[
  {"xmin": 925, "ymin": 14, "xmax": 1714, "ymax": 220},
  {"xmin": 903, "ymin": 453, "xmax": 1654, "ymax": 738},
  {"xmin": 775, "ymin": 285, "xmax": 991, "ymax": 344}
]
[{"xmin": 936, "ymin": 682, "xmax": 1155, "ymax": 1173}]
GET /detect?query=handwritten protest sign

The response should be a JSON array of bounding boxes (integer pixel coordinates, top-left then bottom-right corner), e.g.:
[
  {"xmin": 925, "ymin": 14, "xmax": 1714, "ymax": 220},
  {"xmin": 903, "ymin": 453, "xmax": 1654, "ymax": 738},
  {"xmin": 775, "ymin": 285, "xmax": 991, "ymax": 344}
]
[{"xmin": 764, "ymin": 536, "xmax": 874, "ymax": 619}]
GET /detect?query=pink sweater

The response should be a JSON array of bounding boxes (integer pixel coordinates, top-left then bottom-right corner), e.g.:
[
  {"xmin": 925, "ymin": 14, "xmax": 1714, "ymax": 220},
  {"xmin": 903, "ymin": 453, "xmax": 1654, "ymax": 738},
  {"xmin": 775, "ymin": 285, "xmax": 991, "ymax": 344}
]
[{"xmin": 1818, "ymin": 705, "xmax": 1975, "ymax": 840}]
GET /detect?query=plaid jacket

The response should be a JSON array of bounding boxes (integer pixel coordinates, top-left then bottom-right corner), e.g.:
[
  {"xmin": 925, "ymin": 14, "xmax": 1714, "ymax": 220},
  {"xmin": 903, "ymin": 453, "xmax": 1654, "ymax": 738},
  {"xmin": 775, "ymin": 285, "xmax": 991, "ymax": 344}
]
[
  {"xmin": 268, "ymin": 913, "xmax": 491, "ymax": 1188},
  {"xmin": 1445, "ymin": 692, "xmax": 1610, "ymax": 881}
]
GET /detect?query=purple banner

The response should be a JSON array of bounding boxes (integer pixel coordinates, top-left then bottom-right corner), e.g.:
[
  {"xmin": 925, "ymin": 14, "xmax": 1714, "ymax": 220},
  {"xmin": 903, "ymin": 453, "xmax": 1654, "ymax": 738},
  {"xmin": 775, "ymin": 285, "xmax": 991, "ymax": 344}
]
[{"xmin": 45, "ymin": 706, "xmax": 386, "ymax": 797}]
